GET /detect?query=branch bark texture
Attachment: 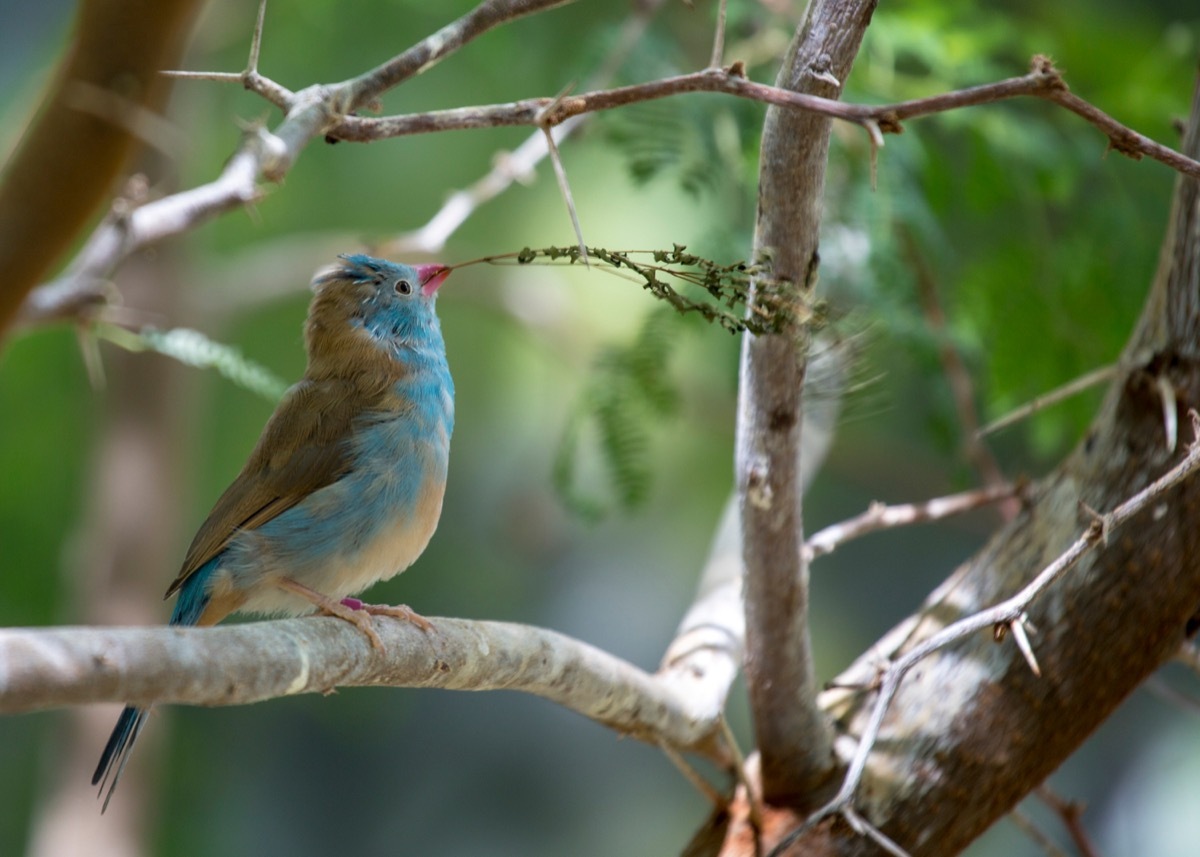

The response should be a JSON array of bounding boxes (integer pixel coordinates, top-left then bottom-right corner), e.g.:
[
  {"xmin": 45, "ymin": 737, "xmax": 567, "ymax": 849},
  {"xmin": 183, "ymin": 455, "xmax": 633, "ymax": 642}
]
[
  {"xmin": 0, "ymin": 615, "xmax": 728, "ymax": 759},
  {"xmin": 736, "ymin": 0, "xmax": 877, "ymax": 806},
  {"xmin": 805, "ymin": 68, "xmax": 1200, "ymax": 855}
]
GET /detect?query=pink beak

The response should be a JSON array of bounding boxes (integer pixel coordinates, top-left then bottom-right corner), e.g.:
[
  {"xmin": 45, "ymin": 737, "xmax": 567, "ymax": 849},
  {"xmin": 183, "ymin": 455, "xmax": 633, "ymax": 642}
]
[{"xmin": 415, "ymin": 264, "xmax": 451, "ymax": 296}]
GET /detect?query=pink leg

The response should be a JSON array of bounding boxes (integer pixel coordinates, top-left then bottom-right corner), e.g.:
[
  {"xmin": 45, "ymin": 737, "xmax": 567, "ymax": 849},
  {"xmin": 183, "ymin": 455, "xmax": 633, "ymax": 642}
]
[
  {"xmin": 274, "ymin": 578, "xmax": 392, "ymax": 650},
  {"xmin": 340, "ymin": 597, "xmax": 433, "ymax": 632}
]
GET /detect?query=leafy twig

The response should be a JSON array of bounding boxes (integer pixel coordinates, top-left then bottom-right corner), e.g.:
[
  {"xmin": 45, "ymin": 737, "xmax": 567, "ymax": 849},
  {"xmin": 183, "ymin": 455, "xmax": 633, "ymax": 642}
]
[
  {"xmin": 471, "ymin": 245, "xmax": 816, "ymax": 335},
  {"xmin": 96, "ymin": 324, "xmax": 286, "ymax": 401}
]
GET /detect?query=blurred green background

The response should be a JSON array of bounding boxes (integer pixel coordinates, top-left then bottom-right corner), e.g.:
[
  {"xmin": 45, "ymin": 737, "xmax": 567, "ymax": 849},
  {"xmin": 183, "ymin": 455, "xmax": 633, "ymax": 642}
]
[{"xmin": 1, "ymin": 0, "xmax": 1198, "ymax": 854}]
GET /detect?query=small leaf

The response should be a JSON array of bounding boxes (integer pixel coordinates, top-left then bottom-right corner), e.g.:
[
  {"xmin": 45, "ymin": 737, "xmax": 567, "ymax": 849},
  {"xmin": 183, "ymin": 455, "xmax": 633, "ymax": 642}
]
[{"xmin": 95, "ymin": 323, "xmax": 286, "ymax": 401}]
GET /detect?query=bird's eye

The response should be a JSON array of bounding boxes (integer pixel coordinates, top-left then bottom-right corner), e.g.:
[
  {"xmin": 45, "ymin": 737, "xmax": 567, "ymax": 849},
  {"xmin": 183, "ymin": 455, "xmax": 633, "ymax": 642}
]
[{"xmin": 395, "ymin": 279, "xmax": 413, "ymax": 296}]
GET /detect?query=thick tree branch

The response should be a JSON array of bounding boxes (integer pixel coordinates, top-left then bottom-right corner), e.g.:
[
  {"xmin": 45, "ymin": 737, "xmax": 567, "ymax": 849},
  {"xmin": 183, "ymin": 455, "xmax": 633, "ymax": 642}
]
[
  {"xmin": 0, "ymin": 0, "xmax": 204, "ymax": 334},
  {"xmin": 801, "ymin": 425, "xmax": 1200, "ymax": 845},
  {"xmin": 0, "ymin": 615, "xmax": 728, "ymax": 760},
  {"xmin": 776, "ymin": 67, "xmax": 1200, "ymax": 857},
  {"xmin": 736, "ymin": 0, "xmax": 877, "ymax": 806}
]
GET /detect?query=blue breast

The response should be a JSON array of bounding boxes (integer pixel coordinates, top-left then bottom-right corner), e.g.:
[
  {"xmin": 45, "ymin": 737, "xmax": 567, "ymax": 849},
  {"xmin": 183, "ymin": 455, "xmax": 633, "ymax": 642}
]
[{"xmin": 220, "ymin": 342, "xmax": 454, "ymax": 603}]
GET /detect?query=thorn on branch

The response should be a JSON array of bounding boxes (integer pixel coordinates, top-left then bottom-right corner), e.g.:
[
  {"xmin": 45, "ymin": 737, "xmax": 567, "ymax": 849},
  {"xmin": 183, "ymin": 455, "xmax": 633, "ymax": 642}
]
[
  {"xmin": 1029, "ymin": 54, "xmax": 1068, "ymax": 91},
  {"xmin": 1157, "ymin": 374, "xmax": 1179, "ymax": 452},
  {"xmin": 1078, "ymin": 501, "xmax": 1109, "ymax": 547},
  {"xmin": 998, "ymin": 615, "xmax": 1042, "ymax": 677}
]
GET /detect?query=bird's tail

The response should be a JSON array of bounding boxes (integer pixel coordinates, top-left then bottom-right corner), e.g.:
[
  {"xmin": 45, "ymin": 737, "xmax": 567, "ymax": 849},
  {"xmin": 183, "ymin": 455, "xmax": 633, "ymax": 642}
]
[
  {"xmin": 92, "ymin": 705, "xmax": 150, "ymax": 812},
  {"xmin": 92, "ymin": 558, "xmax": 216, "ymax": 812}
]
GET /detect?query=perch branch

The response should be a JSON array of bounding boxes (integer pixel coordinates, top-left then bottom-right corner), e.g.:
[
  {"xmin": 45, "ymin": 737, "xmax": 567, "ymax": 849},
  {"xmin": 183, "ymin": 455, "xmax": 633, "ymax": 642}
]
[{"xmin": 0, "ymin": 615, "xmax": 727, "ymax": 760}]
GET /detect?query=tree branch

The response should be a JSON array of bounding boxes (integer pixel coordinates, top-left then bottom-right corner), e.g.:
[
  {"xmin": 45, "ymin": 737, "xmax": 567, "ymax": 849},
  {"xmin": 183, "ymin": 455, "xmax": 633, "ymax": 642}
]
[
  {"xmin": 805, "ymin": 483, "xmax": 1021, "ymax": 561},
  {"xmin": 379, "ymin": 0, "xmax": 667, "ymax": 257},
  {"xmin": 775, "ymin": 65, "xmax": 1200, "ymax": 857},
  {"xmin": 0, "ymin": 614, "xmax": 728, "ymax": 759},
  {"xmin": 735, "ymin": 0, "xmax": 876, "ymax": 806},
  {"xmin": 338, "ymin": 0, "xmax": 572, "ymax": 110},
  {"xmin": 18, "ymin": 48, "xmax": 1200, "ymax": 331},
  {"xmin": 8, "ymin": 0, "xmax": 578, "ymax": 336},
  {"xmin": 0, "ymin": 0, "xmax": 205, "ymax": 334},
  {"xmin": 324, "ymin": 59, "xmax": 1200, "ymax": 183},
  {"xmin": 906, "ymin": 229, "xmax": 1016, "ymax": 518},
  {"xmin": 811, "ymin": 423, "xmax": 1200, "ymax": 830}
]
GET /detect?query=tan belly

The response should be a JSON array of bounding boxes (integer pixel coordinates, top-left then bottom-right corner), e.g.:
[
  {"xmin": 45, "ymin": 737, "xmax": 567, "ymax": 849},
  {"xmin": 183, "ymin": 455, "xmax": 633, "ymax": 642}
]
[{"xmin": 235, "ymin": 475, "xmax": 447, "ymax": 616}]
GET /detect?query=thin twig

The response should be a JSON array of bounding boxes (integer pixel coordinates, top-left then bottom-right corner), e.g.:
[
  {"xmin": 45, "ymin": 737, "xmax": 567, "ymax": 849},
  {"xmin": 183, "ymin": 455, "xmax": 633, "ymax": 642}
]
[
  {"xmin": 843, "ymin": 806, "xmax": 911, "ymax": 857},
  {"xmin": 1144, "ymin": 674, "xmax": 1200, "ymax": 715},
  {"xmin": 905, "ymin": 230, "xmax": 1014, "ymax": 516},
  {"xmin": 537, "ymin": 87, "xmax": 589, "ymax": 264},
  {"xmin": 325, "ymin": 58, "xmax": 1200, "ymax": 181},
  {"xmin": 1036, "ymin": 786, "xmax": 1102, "ymax": 857},
  {"xmin": 806, "ymin": 483, "xmax": 1019, "ymax": 560},
  {"xmin": 161, "ymin": 70, "xmax": 243, "ymax": 83},
  {"xmin": 248, "ymin": 0, "xmax": 268, "ymax": 75},
  {"xmin": 342, "ymin": 0, "xmax": 573, "ymax": 112},
  {"xmin": 709, "ymin": 0, "xmax": 728, "ymax": 69},
  {"xmin": 979, "ymin": 364, "xmax": 1120, "ymax": 437},
  {"xmin": 1010, "ymin": 808, "xmax": 1072, "ymax": 857},
  {"xmin": 379, "ymin": 0, "xmax": 667, "ymax": 257},
  {"xmin": 660, "ymin": 742, "xmax": 725, "ymax": 806}
]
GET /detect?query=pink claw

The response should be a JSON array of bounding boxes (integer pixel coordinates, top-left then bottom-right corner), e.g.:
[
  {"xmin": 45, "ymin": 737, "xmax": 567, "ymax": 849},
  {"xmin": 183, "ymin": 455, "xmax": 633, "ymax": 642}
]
[{"xmin": 340, "ymin": 597, "xmax": 365, "ymax": 611}]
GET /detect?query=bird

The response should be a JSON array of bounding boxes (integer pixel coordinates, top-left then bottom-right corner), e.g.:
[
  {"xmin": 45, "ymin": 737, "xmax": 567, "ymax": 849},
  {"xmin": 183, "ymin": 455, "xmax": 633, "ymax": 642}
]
[{"xmin": 92, "ymin": 253, "xmax": 455, "ymax": 810}]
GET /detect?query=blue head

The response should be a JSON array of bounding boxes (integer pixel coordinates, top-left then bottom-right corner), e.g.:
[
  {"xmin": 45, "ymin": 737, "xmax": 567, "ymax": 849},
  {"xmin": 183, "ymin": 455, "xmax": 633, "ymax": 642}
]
[{"xmin": 305, "ymin": 254, "xmax": 450, "ymax": 375}]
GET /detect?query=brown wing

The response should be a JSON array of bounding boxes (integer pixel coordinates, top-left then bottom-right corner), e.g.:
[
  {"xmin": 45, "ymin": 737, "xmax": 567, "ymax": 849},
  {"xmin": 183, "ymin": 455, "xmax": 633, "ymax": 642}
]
[{"xmin": 164, "ymin": 378, "xmax": 369, "ymax": 598}]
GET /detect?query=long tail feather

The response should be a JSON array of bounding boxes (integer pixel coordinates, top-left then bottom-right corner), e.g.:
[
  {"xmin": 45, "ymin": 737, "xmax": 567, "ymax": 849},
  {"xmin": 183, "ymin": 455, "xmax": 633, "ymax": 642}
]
[
  {"xmin": 92, "ymin": 705, "xmax": 149, "ymax": 812},
  {"xmin": 92, "ymin": 557, "xmax": 217, "ymax": 811}
]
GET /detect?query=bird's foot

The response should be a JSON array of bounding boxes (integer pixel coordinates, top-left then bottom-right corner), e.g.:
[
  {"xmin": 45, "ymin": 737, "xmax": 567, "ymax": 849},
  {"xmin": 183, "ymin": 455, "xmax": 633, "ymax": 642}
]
[
  {"xmin": 317, "ymin": 599, "xmax": 386, "ymax": 651},
  {"xmin": 340, "ymin": 598, "xmax": 433, "ymax": 633},
  {"xmin": 274, "ymin": 573, "xmax": 415, "ymax": 648}
]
